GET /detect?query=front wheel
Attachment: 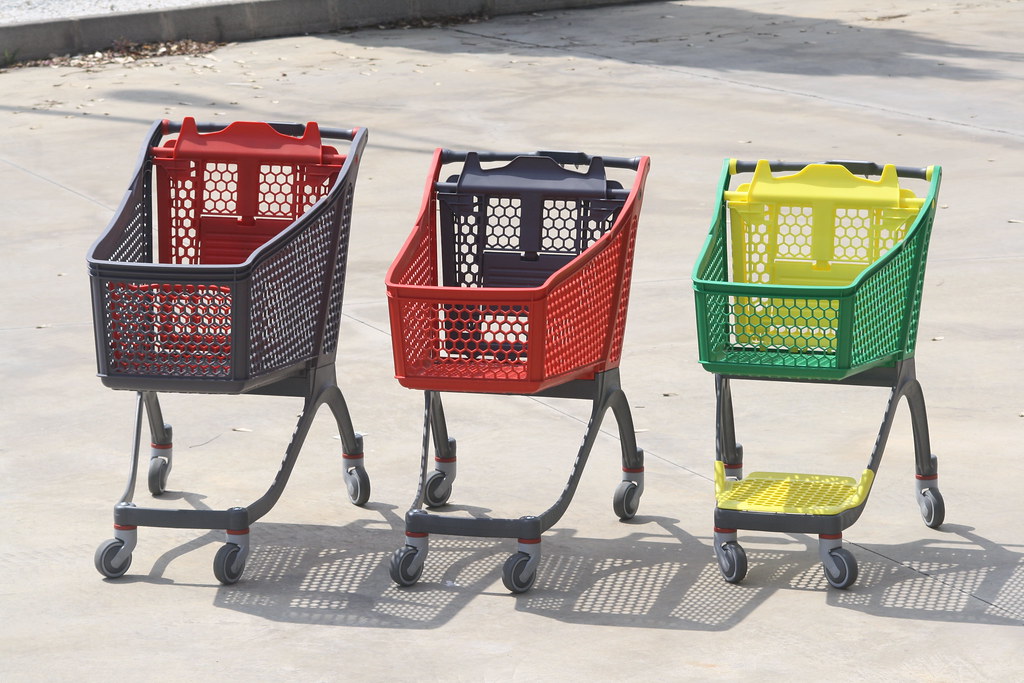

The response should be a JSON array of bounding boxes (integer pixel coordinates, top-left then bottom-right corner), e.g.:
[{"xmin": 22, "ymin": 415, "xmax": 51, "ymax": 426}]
[
  {"xmin": 213, "ymin": 543, "xmax": 245, "ymax": 585},
  {"xmin": 95, "ymin": 539, "xmax": 132, "ymax": 579},
  {"xmin": 389, "ymin": 546, "xmax": 423, "ymax": 587},
  {"xmin": 716, "ymin": 541, "xmax": 747, "ymax": 584},
  {"xmin": 823, "ymin": 547, "xmax": 858, "ymax": 589},
  {"xmin": 502, "ymin": 552, "xmax": 536, "ymax": 594}
]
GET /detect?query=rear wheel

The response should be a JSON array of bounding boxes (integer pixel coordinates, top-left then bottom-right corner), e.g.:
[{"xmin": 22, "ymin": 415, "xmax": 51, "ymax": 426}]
[
  {"xmin": 148, "ymin": 457, "xmax": 170, "ymax": 496},
  {"xmin": 423, "ymin": 471, "xmax": 451, "ymax": 508},
  {"xmin": 919, "ymin": 488, "xmax": 945, "ymax": 529},
  {"xmin": 346, "ymin": 466, "xmax": 370, "ymax": 506},
  {"xmin": 613, "ymin": 481, "xmax": 640, "ymax": 520}
]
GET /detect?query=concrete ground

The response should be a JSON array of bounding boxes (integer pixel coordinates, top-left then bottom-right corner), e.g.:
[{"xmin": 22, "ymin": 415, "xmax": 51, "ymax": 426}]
[{"xmin": 1, "ymin": 0, "xmax": 1022, "ymax": 680}]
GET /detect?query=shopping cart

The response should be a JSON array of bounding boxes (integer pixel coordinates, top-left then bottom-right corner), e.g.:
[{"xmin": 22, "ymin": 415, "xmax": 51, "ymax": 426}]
[
  {"xmin": 88, "ymin": 118, "xmax": 369, "ymax": 584},
  {"xmin": 386, "ymin": 148, "xmax": 651, "ymax": 592},
  {"xmin": 692, "ymin": 159, "xmax": 944, "ymax": 589}
]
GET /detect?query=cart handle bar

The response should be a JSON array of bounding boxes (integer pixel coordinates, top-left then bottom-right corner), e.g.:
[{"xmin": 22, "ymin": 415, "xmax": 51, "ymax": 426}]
[
  {"xmin": 440, "ymin": 148, "xmax": 643, "ymax": 170},
  {"xmin": 433, "ymin": 180, "xmax": 631, "ymax": 200},
  {"xmin": 161, "ymin": 119, "xmax": 358, "ymax": 142},
  {"xmin": 730, "ymin": 159, "xmax": 934, "ymax": 180}
]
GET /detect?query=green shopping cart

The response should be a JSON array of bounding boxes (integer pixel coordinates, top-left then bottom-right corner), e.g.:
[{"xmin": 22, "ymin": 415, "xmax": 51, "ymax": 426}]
[{"xmin": 692, "ymin": 159, "xmax": 944, "ymax": 589}]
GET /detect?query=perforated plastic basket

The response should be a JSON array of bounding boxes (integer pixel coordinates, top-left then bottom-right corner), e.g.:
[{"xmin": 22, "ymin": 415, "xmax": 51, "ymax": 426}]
[
  {"xmin": 386, "ymin": 149, "xmax": 650, "ymax": 394},
  {"xmin": 88, "ymin": 118, "xmax": 367, "ymax": 393},
  {"xmin": 692, "ymin": 159, "xmax": 940, "ymax": 380}
]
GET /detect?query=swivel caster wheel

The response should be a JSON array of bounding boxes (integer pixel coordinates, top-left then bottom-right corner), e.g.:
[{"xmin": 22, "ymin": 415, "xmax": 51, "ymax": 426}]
[
  {"xmin": 716, "ymin": 541, "xmax": 747, "ymax": 584},
  {"xmin": 918, "ymin": 488, "xmax": 945, "ymax": 529},
  {"xmin": 213, "ymin": 543, "xmax": 245, "ymax": 585},
  {"xmin": 95, "ymin": 539, "xmax": 132, "ymax": 579},
  {"xmin": 502, "ymin": 552, "xmax": 537, "ymax": 594},
  {"xmin": 389, "ymin": 546, "xmax": 424, "ymax": 587},
  {"xmin": 148, "ymin": 457, "xmax": 170, "ymax": 496},
  {"xmin": 423, "ymin": 470, "xmax": 452, "ymax": 508},
  {"xmin": 613, "ymin": 481, "xmax": 641, "ymax": 521},
  {"xmin": 823, "ymin": 547, "xmax": 858, "ymax": 589},
  {"xmin": 345, "ymin": 466, "xmax": 371, "ymax": 507}
]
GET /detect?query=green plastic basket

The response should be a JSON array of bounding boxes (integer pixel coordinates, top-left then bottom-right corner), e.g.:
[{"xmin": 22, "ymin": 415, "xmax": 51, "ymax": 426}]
[{"xmin": 692, "ymin": 159, "xmax": 941, "ymax": 380}]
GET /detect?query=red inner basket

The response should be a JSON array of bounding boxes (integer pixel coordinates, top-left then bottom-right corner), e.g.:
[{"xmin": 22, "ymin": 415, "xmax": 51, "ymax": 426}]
[{"xmin": 152, "ymin": 117, "xmax": 342, "ymax": 265}]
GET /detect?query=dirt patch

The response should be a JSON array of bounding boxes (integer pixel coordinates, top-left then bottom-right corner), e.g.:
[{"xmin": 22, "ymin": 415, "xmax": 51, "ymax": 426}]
[{"xmin": 2, "ymin": 38, "xmax": 222, "ymax": 71}]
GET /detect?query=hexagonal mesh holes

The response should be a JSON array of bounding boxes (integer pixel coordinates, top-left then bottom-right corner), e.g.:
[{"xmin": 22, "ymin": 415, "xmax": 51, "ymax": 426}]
[
  {"xmin": 388, "ymin": 152, "xmax": 649, "ymax": 393},
  {"xmin": 692, "ymin": 160, "xmax": 940, "ymax": 380},
  {"xmin": 441, "ymin": 303, "xmax": 531, "ymax": 381},
  {"xmin": 445, "ymin": 196, "xmax": 617, "ymax": 288},
  {"xmin": 542, "ymin": 198, "xmax": 612, "ymax": 252},
  {"xmin": 89, "ymin": 120, "xmax": 367, "ymax": 391},
  {"xmin": 727, "ymin": 201, "xmax": 917, "ymax": 355},
  {"xmin": 157, "ymin": 160, "xmax": 336, "ymax": 266},
  {"xmin": 102, "ymin": 281, "xmax": 233, "ymax": 378},
  {"xmin": 428, "ymin": 195, "xmax": 622, "ymax": 381}
]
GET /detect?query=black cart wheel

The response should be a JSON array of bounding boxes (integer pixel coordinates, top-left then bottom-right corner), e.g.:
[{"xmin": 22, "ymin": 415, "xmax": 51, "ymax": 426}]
[
  {"xmin": 501, "ymin": 552, "xmax": 536, "ymax": 594},
  {"xmin": 423, "ymin": 471, "xmax": 451, "ymax": 508},
  {"xmin": 148, "ymin": 457, "xmax": 170, "ymax": 496},
  {"xmin": 389, "ymin": 546, "xmax": 423, "ymax": 587},
  {"xmin": 716, "ymin": 541, "xmax": 747, "ymax": 584},
  {"xmin": 824, "ymin": 547, "xmax": 858, "ymax": 589},
  {"xmin": 213, "ymin": 543, "xmax": 245, "ymax": 585},
  {"xmin": 346, "ymin": 466, "xmax": 371, "ymax": 506},
  {"xmin": 95, "ymin": 539, "xmax": 132, "ymax": 579},
  {"xmin": 920, "ymin": 488, "xmax": 945, "ymax": 529},
  {"xmin": 613, "ymin": 481, "xmax": 640, "ymax": 521}
]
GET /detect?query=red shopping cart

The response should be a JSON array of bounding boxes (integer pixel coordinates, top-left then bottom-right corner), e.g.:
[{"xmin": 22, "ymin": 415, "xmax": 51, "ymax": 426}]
[
  {"xmin": 386, "ymin": 148, "xmax": 651, "ymax": 592},
  {"xmin": 88, "ymin": 118, "xmax": 369, "ymax": 584}
]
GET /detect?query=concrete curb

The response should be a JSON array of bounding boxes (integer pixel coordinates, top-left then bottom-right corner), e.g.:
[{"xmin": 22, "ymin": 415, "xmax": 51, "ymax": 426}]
[{"xmin": 1, "ymin": 0, "xmax": 640, "ymax": 62}]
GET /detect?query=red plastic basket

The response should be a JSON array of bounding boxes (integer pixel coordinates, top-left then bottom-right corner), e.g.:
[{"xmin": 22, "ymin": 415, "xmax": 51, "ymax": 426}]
[{"xmin": 386, "ymin": 149, "xmax": 650, "ymax": 394}]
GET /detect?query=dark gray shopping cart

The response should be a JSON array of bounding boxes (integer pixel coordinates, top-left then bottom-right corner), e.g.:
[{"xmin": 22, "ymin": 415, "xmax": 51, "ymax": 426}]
[{"xmin": 88, "ymin": 118, "xmax": 369, "ymax": 584}]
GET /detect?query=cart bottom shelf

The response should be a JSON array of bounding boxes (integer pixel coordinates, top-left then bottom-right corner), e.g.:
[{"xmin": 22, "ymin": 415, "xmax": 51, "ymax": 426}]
[{"xmin": 715, "ymin": 464, "xmax": 874, "ymax": 516}]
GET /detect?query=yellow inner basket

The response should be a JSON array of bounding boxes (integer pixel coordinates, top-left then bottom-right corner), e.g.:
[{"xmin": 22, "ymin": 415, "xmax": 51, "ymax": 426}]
[
  {"xmin": 715, "ymin": 461, "xmax": 874, "ymax": 515},
  {"xmin": 724, "ymin": 161, "xmax": 924, "ymax": 352}
]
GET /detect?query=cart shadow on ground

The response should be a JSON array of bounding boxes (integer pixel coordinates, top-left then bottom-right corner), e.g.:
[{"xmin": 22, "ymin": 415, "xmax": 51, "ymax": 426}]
[
  {"xmin": 832, "ymin": 525, "xmax": 1024, "ymax": 624},
  {"xmin": 125, "ymin": 510, "xmax": 1024, "ymax": 630}
]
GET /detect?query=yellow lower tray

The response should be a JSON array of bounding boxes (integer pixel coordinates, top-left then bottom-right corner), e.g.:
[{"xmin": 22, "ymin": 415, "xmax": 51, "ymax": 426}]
[{"xmin": 715, "ymin": 462, "xmax": 874, "ymax": 515}]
